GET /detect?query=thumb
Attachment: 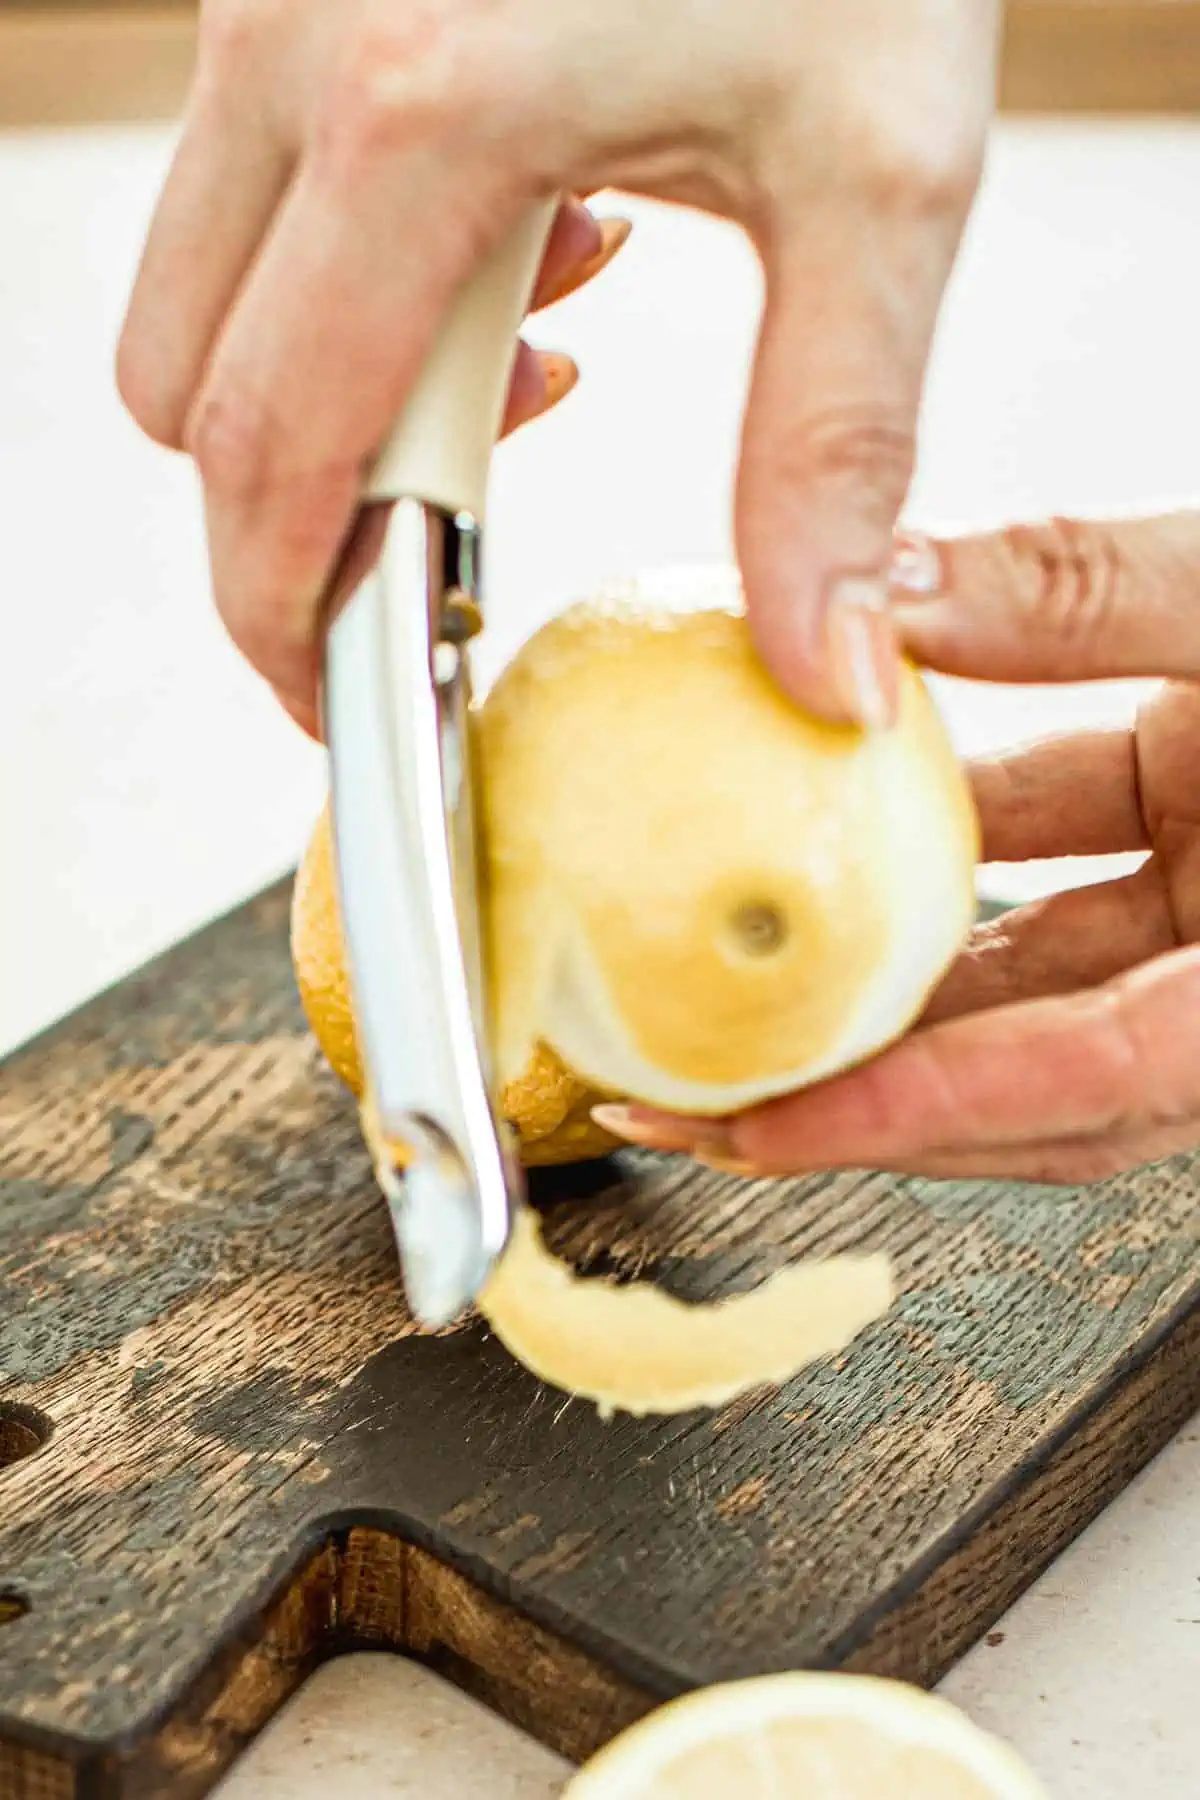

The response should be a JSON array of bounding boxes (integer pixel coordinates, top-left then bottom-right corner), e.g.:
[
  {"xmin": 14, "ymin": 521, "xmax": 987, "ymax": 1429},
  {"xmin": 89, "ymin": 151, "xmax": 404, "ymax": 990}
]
[
  {"xmin": 736, "ymin": 202, "xmax": 957, "ymax": 728},
  {"xmin": 891, "ymin": 511, "xmax": 1200, "ymax": 682}
]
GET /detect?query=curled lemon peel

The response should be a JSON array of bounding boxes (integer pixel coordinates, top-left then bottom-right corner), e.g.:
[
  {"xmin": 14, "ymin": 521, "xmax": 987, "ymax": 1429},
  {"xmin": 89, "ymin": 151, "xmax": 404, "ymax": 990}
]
[
  {"xmin": 478, "ymin": 1209, "xmax": 894, "ymax": 1418},
  {"xmin": 361, "ymin": 1098, "xmax": 892, "ymax": 1413}
]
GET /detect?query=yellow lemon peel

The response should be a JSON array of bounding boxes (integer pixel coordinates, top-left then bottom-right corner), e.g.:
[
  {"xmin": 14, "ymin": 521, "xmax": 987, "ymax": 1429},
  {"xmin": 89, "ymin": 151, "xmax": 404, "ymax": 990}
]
[{"xmin": 478, "ymin": 1210, "xmax": 894, "ymax": 1418}]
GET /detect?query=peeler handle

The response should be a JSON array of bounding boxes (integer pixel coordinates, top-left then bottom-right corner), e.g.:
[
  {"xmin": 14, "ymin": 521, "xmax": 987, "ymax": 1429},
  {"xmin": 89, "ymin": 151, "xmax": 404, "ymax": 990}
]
[{"xmin": 365, "ymin": 200, "xmax": 559, "ymax": 522}]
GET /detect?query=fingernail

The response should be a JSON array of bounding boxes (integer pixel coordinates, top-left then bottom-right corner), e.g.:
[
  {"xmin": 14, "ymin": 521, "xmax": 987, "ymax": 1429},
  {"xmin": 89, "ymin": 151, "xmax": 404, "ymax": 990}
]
[
  {"xmin": 590, "ymin": 1101, "xmax": 665, "ymax": 1144},
  {"xmin": 539, "ymin": 351, "xmax": 579, "ymax": 408},
  {"xmin": 827, "ymin": 577, "xmax": 899, "ymax": 731},
  {"xmin": 584, "ymin": 215, "xmax": 633, "ymax": 275},
  {"xmin": 590, "ymin": 1104, "xmax": 680, "ymax": 1149},
  {"xmin": 544, "ymin": 216, "xmax": 633, "ymax": 306},
  {"xmin": 890, "ymin": 530, "xmax": 942, "ymax": 596},
  {"xmin": 590, "ymin": 1104, "xmax": 737, "ymax": 1163},
  {"xmin": 505, "ymin": 352, "xmax": 577, "ymax": 434}
]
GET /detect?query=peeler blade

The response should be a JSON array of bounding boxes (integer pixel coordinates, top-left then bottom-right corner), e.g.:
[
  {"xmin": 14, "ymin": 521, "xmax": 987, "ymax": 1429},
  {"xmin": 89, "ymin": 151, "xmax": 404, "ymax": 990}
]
[
  {"xmin": 317, "ymin": 200, "xmax": 556, "ymax": 1329},
  {"xmin": 322, "ymin": 496, "xmax": 523, "ymax": 1328}
]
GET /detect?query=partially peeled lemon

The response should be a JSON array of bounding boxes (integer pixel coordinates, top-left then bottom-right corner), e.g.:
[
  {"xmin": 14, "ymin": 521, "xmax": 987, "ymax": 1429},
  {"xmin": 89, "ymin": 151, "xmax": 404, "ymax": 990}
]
[{"xmin": 292, "ymin": 568, "xmax": 978, "ymax": 1415}]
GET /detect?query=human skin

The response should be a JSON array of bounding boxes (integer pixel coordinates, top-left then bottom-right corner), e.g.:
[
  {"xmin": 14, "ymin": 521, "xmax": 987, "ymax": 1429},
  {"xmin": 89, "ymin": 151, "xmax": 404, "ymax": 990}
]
[
  {"xmin": 116, "ymin": 0, "xmax": 1000, "ymax": 736},
  {"xmin": 597, "ymin": 512, "xmax": 1200, "ymax": 1184}
]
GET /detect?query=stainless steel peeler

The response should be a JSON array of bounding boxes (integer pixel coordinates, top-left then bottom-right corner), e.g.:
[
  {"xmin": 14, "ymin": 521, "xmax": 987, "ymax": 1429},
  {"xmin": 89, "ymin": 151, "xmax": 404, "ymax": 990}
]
[{"xmin": 322, "ymin": 203, "xmax": 557, "ymax": 1330}]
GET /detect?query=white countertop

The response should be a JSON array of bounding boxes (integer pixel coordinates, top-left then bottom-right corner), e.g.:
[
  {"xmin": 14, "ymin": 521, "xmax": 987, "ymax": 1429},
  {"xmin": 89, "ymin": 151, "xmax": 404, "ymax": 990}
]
[{"xmin": 3, "ymin": 117, "xmax": 1198, "ymax": 1798}]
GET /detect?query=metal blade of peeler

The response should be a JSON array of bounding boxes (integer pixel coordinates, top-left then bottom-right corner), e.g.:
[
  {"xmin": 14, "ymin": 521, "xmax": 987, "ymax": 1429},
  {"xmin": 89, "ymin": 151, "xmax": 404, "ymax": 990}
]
[
  {"xmin": 322, "ymin": 203, "xmax": 556, "ymax": 1328},
  {"xmin": 324, "ymin": 499, "xmax": 518, "ymax": 1327}
]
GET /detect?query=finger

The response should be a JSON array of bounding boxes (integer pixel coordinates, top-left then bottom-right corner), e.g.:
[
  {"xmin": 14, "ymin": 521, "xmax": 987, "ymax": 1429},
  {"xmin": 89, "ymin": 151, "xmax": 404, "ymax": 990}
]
[
  {"xmin": 921, "ymin": 864, "xmax": 1173, "ymax": 1024},
  {"xmin": 530, "ymin": 199, "xmax": 604, "ymax": 307},
  {"xmin": 500, "ymin": 348, "xmax": 579, "ymax": 437},
  {"xmin": 188, "ymin": 129, "xmax": 523, "ymax": 713},
  {"xmin": 532, "ymin": 214, "xmax": 632, "ymax": 310},
  {"xmin": 890, "ymin": 512, "xmax": 1200, "ymax": 683},
  {"xmin": 969, "ymin": 729, "xmax": 1146, "ymax": 862},
  {"xmin": 602, "ymin": 944, "xmax": 1200, "ymax": 1170},
  {"xmin": 117, "ymin": 33, "xmax": 291, "ymax": 448},
  {"xmin": 268, "ymin": 339, "xmax": 576, "ymax": 745},
  {"xmin": 855, "ymin": 1118, "xmax": 1197, "ymax": 1185},
  {"xmin": 737, "ymin": 178, "xmax": 976, "ymax": 729},
  {"xmin": 726, "ymin": 944, "xmax": 1200, "ymax": 1171},
  {"xmin": 597, "ymin": 1099, "xmax": 1196, "ymax": 1186}
]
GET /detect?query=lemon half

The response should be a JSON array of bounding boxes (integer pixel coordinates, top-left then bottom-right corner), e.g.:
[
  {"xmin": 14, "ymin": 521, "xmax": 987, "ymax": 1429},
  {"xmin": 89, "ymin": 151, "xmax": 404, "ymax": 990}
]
[{"xmin": 564, "ymin": 1673, "xmax": 1049, "ymax": 1800}]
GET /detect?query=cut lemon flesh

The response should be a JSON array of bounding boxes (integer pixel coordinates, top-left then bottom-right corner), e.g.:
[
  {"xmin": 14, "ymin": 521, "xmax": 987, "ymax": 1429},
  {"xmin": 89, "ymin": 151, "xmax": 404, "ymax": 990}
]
[
  {"xmin": 479, "ymin": 1210, "xmax": 893, "ymax": 1418},
  {"xmin": 563, "ymin": 1673, "xmax": 1049, "ymax": 1800}
]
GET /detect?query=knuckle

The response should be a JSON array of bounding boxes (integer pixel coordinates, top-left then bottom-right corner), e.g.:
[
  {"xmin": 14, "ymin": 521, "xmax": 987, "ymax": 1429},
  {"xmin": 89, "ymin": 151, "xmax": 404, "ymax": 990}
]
[
  {"xmin": 186, "ymin": 383, "xmax": 275, "ymax": 503},
  {"xmin": 851, "ymin": 105, "xmax": 984, "ymax": 220},
  {"xmin": 316, "ymin": 18, "xmax": 483, "ymax": 176},
  {"xmin": 999, "ymin": 516, "xmax": 1125, "ymax": 657},
  {"xmin": 872, "ymin": 139, "xmax": 980, "ymax": 221},
  {"xmin": 198, "ymin": 0, "xmax": 279, "ymax": 75},
  {"xmin": 763, "ymin": 406, "xmax": 916, "ymax": 516},
  {"xmin": 187, "ymin": 381, "xmax": 362, "ymax": 545}
]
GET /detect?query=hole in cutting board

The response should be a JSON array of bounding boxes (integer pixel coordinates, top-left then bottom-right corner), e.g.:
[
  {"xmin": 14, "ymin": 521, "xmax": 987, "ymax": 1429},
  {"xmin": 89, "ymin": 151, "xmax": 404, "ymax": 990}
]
[
  {"xmin": 0, "ymin": 1402, "xmax": 54, "ymax": 1468},
  {"xmin": 0, "ymin": 1589, "xmax": 29, "ymax": 1628}
]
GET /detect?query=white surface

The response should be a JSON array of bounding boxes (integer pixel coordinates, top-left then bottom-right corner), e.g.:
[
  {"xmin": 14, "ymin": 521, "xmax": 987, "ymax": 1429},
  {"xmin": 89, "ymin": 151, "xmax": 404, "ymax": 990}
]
[
  {"xmin": 3, "ymin": 117, "xmax": 1199, "ymax": 1797},
  {"xmin": 217, "ymin": 1657, "xmax": 570, "ymax": 1800},
  {"xmin": 942, "ymin": 1418, "xmax": 1200, "ymax": 1799}
]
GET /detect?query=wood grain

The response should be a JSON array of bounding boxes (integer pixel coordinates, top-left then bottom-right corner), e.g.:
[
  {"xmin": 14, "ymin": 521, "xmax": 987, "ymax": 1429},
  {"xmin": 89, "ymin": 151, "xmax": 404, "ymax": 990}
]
[
  {"xmin": 1002, "ymin": 2, "xmax": 1200, "ymax": 111},
  {"xmin": 1, "ymin": 1, "xmax": 1199, "ymax": 126},
  {"xmin": 1, "ymin": 880, "xmax": 1198, "ymax": 1797},
  {"xmin": 0, "ymin": 9, "xmax": 195, "ymax": 127}
]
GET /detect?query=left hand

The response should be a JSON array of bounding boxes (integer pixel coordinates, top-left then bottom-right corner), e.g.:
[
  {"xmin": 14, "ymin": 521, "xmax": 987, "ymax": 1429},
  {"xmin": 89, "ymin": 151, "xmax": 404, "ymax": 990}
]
[{"xmin": 602, "ymin": 510, "xmax": 1200, "ymax": 1184}]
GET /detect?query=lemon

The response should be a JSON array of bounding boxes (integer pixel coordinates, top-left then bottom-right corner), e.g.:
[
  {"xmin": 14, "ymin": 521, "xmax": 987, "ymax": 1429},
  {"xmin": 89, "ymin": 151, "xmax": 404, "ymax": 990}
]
[
  {"xmin": 292, "ymin": 800, "xmax": 618, "ymax": 1167},
  {"xmin": 483, "ymin": 573, "xmax": 978, "ymax": 1116},
  {"xmin": 564, "ymin": 1673, "xmax": 1049, "ymax": 1800},
  {"xmin": 294, "ymin": 567, "xmax": 977, "ymax": 1142},
  {"xmin": 293, "ymin": 567, "xmax": 979, "ymax": 1414}
]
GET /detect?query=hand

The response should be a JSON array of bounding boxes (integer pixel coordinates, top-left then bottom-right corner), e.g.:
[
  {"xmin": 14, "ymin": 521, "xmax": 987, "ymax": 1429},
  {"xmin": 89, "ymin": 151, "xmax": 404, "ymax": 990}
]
[
  {"xmin": 602, "ymin": 510, "xmax": 1200, "ymax": 1184},
  {"xmin": 130, "ymin": 192, "xmax": 626, "ymax": 739},
  {"xmin": 117, "ymin": 0, "xmax": 998, "ymax": 737}
]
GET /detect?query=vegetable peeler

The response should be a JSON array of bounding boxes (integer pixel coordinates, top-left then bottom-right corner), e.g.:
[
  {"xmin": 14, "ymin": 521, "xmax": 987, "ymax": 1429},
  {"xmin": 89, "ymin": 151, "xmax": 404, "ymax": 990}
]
[{"xmin": 321, "ymin": 202, "xmax": 557, "ymax": 1330}]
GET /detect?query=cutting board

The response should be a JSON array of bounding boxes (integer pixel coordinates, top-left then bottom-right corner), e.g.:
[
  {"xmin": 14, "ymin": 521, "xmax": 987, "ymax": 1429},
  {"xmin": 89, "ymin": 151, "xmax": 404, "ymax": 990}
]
[{"xmin": 2, "ymin": 881, "xmax": 1199, "ymax": 1800}]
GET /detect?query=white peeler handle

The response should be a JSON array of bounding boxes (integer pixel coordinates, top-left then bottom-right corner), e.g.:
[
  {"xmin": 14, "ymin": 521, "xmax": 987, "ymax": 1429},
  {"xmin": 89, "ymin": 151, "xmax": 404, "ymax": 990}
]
[{"xmin": 365, "ymin": 200, "xmax": 559, "ymax": 522}]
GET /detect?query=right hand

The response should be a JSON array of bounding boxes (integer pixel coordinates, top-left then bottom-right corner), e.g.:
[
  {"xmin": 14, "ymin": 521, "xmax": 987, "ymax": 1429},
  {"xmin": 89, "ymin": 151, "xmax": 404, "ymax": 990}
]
[{"xmin": 118, "ymin": 0, "xmax": 1000, "ymax": 736}]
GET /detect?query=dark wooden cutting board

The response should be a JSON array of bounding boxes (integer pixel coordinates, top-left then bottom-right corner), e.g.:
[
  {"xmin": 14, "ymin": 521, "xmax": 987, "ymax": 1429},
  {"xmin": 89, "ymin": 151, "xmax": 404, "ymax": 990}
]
[{"xmin": 2, "ymin": 881, "xmax": 1199, "ymax": 1800}]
